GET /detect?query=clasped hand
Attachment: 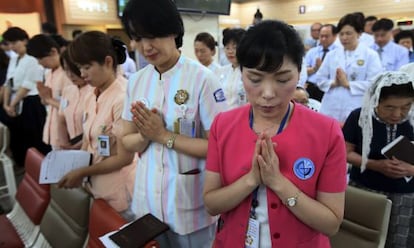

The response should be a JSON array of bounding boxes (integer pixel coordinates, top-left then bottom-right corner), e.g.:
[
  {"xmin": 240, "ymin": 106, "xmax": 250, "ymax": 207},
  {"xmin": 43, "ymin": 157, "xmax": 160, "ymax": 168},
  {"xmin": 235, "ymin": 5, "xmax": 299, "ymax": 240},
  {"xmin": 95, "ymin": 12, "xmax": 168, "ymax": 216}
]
[
  {"xmin": 332, "ymin": 68, "xmax": 350, "ymax": 88},
  {"xmin": 377, "ymin": 157, "xmax": 414, "ymax": 179},
  {"xmin": 130, "ymin": 101, "xmax": 167, "ymax": 143},
  {"xmin": 249, "ymin": 132, "xmax": 284, "ymax": 188}
]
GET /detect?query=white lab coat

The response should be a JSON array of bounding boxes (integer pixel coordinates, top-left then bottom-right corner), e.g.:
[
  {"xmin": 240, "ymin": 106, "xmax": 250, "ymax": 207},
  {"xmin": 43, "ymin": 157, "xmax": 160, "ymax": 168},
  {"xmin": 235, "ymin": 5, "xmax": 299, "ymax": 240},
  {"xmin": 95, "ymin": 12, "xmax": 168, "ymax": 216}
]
[{"xmin": 315, "ymin": 43, "xmax": 382, "ymax": 122}]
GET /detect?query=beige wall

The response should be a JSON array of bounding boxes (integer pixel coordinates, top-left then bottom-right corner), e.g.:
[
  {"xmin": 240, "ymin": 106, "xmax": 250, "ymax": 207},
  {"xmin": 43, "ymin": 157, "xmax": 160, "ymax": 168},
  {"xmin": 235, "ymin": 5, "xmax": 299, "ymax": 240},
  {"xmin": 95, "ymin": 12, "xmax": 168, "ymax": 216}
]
[{"xmin": 223, "ymin": 0, "xmax": 414, "ymax": 27}]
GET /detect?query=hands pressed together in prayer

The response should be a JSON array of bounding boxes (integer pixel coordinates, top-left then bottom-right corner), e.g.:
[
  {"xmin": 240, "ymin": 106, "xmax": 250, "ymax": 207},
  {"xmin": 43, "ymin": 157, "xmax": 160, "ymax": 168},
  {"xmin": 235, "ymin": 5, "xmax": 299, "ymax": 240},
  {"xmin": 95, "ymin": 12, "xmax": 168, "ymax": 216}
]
[
  {"xmin": 130, "ymin": 101, "xmax": 167, "ymax": 144},
  {"xmin": 332, "ymin": 68, "xmax": 350, "ymax": 89},
  {"xmin": 247, "ymin": 132, "xmax": 285, "ymax": 189}
]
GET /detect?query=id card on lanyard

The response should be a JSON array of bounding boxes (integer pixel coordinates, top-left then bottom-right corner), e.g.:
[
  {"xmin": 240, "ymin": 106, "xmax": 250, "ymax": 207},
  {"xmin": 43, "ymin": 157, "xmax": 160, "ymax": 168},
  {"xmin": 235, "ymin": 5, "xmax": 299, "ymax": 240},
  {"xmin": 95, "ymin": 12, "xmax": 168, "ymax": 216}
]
[{"xmin": 245, "ymin": 103, "xmax": 291, "ymax": 248}]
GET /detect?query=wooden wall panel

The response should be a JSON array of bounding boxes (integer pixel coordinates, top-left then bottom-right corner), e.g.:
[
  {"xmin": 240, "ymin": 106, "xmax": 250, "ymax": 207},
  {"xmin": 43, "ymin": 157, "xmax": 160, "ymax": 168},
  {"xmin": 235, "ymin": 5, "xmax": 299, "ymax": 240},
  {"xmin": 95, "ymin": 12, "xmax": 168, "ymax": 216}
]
[
  {"xmin": 234, "ymin": 0, "xmax": 414, "ymax": 26},
  {"xmin": 0, "ymin": 0, "xmax": 45, "ymax": 22}
]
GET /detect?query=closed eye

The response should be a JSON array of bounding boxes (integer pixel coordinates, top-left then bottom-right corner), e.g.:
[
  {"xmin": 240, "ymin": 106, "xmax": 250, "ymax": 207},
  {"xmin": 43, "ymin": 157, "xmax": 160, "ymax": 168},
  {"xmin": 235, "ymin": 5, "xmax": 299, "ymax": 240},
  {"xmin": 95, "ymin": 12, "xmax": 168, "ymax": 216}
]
[{"xmin": 248, "ymin": 77, "xmax": 261, "ymax": 83}]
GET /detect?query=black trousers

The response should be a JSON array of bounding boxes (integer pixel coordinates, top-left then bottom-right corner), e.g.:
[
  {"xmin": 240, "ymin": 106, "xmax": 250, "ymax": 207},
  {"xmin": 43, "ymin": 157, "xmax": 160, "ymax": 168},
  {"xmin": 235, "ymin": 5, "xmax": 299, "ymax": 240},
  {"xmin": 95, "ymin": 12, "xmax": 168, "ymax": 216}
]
[
  {"xmin": 306, "ymin": 82, "xmax": 324, "ymax": 102},
  {"xmin": 0, "ymin": 95, "xmax": 51, "ymax": 166}
]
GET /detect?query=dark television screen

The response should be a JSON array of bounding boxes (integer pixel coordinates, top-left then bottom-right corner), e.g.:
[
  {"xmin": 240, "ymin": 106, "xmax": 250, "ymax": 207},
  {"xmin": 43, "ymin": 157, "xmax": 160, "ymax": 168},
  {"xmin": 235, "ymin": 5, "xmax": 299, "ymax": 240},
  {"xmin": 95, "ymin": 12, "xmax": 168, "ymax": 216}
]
[
  {"xmin": 117, "ymin": 0, "xmax": 128, "ymax": 17},
  {"xmin": 174, "ymin": 0, "xmax": 231, "ymax": 15},
  {"xmin": 117, "ymin": 0, "xmax": 232, "ymax": 17}
]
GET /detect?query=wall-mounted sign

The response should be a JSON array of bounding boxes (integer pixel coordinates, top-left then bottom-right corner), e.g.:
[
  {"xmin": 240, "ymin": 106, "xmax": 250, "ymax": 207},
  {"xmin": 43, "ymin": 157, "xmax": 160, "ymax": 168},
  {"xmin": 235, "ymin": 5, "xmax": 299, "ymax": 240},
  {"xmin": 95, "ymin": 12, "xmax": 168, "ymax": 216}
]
[
  {"xmin": 63, "ymin": 0, "xmax": 118, "ymax": 25},
  {"xmin": 299, "ymin": 5, "xmax": 306, "ymax": 14}
]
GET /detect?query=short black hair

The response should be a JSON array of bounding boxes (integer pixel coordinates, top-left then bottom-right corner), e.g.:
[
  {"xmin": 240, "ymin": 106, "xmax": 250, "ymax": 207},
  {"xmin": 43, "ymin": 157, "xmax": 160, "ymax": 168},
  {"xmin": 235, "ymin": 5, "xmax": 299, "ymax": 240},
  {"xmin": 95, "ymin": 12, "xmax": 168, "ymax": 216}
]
[
  {"xmin": 60, "ymin": 49, "xmax": 81, "ymax": 77},
  {"xmin": 72, "ymin": 29, "xmax": 83, "ymax": 39},
  {"xmin": 394, "ymin": 30, "xmax": 414, "ymax": 44},
  {"xmin": 365, "ymin": 16, "xmax": 378, "ymax": 23},
  {"xmin": 2, "ymin": 27, "xmax": 29, "ymax": 42},
  {"xmin": 27, "ymin": 34, "xmax": 60, "ymax": 58},
  {"xmin": 41, "ymin": 22, "xmax": 57, "ymax": 34},
  {"xmin": 379, "ymin": 83, "xmax": 414, "ymax": 102},
  {"xmin": 372, "ymin": 18, "xmax": 394, "ymax": 32},
  {"xmin": 50, "ymin": 34, "xmax": 69, "ymax": 48},
  {"xmin": 194, "ymin": 32, "xmax": 217, "ymax": 51},
  {"xmin": 68, "ymin": 31, "xmax": 126, "ymax": 71},
  {"xmin": 237, "ymin": 20, "xmax": 304, "ymax": 72},
  {"xmin": 222, "ymin": 28, "xmax": 246, "ymax": 47},
  {"xmin": 321, "ymin": 24, "xmax": 337, "ymax": 35},
  {"xmin": 337, "ymin": 13, "xmax": 364, "ymax": 34},
  {"xmin": 121, "ymin": 0, "xmax": 184, "ymax": 48}
]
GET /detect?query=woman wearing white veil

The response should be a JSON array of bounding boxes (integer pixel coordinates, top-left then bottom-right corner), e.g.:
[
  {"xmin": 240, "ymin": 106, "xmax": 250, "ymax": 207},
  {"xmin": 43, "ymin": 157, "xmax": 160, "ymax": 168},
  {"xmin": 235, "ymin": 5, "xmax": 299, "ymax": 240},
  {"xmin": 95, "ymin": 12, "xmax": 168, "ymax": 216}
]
[{"xmin": 343, "ymin": 71, "xmax": 414, "ymax": 248}]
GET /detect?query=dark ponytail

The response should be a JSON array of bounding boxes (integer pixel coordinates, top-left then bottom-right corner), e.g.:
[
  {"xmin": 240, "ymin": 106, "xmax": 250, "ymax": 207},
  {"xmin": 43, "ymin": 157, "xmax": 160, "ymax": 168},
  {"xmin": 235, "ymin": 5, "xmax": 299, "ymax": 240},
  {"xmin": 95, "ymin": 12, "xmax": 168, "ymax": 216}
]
[
  {"xmin": 111, "ymin": 37, "xmax": 127, "ymax": 64},
  {"xmin": 68, "ymin": 31, "xmax": 126, "ymax": 71}
]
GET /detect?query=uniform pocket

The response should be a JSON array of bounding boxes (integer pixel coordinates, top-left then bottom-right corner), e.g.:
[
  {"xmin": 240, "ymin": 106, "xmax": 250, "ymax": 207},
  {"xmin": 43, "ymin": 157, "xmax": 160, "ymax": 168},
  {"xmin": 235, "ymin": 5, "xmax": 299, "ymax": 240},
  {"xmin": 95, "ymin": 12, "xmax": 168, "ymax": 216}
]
[{"xmin": 175, "ymin": 172, "xmax": 204, "ymax": 210}]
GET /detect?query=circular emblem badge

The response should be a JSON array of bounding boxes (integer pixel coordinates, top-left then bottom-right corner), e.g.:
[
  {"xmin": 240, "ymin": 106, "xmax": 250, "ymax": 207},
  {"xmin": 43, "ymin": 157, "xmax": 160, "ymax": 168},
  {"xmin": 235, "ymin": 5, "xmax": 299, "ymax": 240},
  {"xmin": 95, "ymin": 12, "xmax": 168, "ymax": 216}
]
[
  {"xmin": 293, "ymin": 158, "xmax": 315, "ymax": 180},
  {"xmin": 174, "ymin": 89, "xmax": 189, "ymax": 105}
]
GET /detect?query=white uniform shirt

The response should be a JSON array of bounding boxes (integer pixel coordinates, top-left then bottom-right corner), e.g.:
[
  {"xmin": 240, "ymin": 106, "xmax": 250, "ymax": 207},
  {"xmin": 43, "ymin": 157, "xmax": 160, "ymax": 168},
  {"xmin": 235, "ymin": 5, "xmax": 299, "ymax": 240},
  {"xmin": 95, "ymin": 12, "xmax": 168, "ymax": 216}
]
[
  {"xmin": 122, "ymin": 55, "xmax": 227, "ymax": 235},
  {"xmin": 304, "ymin": 43, "xmax": 340, "ymax": 84},
  {"xmin": 207, "ymin": 61, "xmax": 222, "ymax": 76},
  {"xmin": 371, "ymin": 40, "xmax": 409, "ymax": 71},
  {"xmin": 316, "ymin": 44, "xmax": 382, "ymax": 122},
  {"xmin": 359, "ymin": 32, "xmax": 375, "ymax": 47},
  {"xmin": 5, "ymin": 54, "xmax": 43, "ymax": 96},
  {"xmin": 219, "ymin": 64, "xmax": 245, "ymax": 110}
]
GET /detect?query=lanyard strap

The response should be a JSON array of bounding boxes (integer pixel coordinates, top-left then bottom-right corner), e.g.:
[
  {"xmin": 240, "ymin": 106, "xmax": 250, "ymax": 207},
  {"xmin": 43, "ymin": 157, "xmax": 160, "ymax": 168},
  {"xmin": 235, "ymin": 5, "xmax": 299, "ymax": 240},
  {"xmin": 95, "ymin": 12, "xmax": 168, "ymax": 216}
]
[{"xmin": 249, "ymin": 103, "xmax": 291, "ymax": 218}]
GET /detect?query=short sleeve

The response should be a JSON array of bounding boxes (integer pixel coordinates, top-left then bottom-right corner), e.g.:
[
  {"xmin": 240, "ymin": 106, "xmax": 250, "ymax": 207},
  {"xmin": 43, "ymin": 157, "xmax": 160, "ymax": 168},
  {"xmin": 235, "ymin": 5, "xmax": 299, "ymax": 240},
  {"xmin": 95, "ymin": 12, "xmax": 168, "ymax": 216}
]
[
  {"xmin": 206, "ymin": 113, "xmax": 222, "ymax": 173},
  {"xmin": 342, "ymin": 109, "xmax": 361, "ymax": 144},
  {"xmin": 198, "ymin": 71, "xmax": 228, "ymax": 131},
  {"xmin": 122, "ymin": 73, "xmax": 138, "ymax": 121},
  {"xmin": 21, "ymin": 60, "xmax": 43, "ymax": 90},
  {"xmin": 112, "ymin": 97, "xmax": 125, "ymax": 139},
  {"xmin": 317, "ymin": 120, "xmax": 347, "ymax": 192}
]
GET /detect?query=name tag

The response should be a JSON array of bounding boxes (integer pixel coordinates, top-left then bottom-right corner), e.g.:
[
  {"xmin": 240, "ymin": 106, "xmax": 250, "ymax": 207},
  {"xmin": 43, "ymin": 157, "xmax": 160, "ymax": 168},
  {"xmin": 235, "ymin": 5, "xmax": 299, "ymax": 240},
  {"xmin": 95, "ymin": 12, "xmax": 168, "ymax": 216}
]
[
  {"xmin": 97, "ymin": 135, "xmax": 110, "ymax": 157},
  {"xmin": 178, "ymin": 118, "xmax": 196, "ymax": 137},
  {"xmin": 245, "ymin": 217, "xmax": 259, "ymax": 248}
]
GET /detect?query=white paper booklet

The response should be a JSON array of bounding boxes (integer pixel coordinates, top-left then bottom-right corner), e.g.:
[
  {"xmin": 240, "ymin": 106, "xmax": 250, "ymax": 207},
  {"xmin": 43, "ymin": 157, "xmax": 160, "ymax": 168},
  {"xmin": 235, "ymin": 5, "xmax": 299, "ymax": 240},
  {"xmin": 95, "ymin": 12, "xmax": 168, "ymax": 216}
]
[{"xmin": 39, "ymin": 150, "xmax": 92, "ymax": 184}]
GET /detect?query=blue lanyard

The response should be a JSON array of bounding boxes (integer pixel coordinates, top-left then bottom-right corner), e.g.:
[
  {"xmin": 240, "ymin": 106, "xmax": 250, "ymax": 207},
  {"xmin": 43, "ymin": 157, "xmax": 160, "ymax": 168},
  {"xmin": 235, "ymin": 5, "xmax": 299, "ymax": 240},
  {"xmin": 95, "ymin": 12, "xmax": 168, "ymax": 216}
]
[{"xmin": 249, "ymin": 103, "xmax": 291, "ymax": 218}]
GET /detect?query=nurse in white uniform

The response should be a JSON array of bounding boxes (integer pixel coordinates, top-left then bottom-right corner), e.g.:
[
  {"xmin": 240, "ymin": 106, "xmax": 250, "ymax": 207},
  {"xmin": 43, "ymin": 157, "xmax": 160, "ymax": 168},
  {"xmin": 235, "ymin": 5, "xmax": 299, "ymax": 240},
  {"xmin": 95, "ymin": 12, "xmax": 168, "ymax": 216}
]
[{"xmin": 316, "ymin": 13, "xmax": 382, "ymax": 123}]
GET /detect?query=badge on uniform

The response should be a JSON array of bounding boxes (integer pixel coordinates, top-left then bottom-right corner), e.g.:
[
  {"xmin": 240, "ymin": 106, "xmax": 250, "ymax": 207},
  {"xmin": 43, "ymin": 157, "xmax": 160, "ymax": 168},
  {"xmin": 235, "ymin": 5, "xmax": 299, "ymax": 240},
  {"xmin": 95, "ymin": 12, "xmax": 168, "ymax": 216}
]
[
  {"xmin": 350, "ymin": 72, "xmax": 357, "ymax": 81},
  {"xmin": 357, "ymin": 59, "xmax": 364, "ymax": 66},
  {"xmin": 213, "ymin": 88, "xmax": 226, "ymax": 102},
  {"xmin": 97, "ymin": 135, "xmax": 110, "ymax": 157},
  {"xmin": 293, "ymin": 158, "xmax": 315, "ymax": 180},
  {"xmin": 238, "ymin": 88, "xmax": 247, "ymax": 106},
  {"xmin": 174, "ymin": 89, "xmax": 189, "ymax": 105},
  {"xmin": 173, "ymin": 91, "xmax": 196, "ymax": 137}
]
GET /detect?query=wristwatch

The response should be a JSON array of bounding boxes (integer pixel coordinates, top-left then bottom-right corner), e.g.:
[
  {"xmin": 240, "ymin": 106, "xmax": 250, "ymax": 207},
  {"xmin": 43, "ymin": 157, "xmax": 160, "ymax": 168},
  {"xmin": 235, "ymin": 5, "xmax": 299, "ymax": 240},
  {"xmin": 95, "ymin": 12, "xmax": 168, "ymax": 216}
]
[
  {"xmin": 285, "ymin": 191, "xmax": 301, "ymax": 207},
  {"xmin": 166, "ymin": 133, "xmax": 177, "ymax": 149}
]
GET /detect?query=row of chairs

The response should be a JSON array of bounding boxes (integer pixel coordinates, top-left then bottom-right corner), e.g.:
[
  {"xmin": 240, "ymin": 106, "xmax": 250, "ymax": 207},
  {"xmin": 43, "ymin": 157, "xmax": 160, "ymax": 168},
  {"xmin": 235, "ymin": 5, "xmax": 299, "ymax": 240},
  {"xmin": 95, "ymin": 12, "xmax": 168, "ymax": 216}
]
[
  {"xmin": 0, "ymin": 148, "xmax": 158, "ymax": 248},
  {"xmin": 330, "ymin": 185, "xmax": 392, "ymax": 248},
  {"xmin": 1, "ymin": 149, "xmax": 393, "ymax": 248}
]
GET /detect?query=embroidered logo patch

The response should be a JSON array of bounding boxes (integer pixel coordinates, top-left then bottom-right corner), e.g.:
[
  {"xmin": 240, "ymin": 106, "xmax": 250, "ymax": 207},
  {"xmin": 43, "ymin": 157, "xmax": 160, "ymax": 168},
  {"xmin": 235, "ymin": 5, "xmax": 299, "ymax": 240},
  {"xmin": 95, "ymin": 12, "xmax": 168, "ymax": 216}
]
[
  {"xmin": 213, "ymin": 88, "xmax": 226, "ymax": 102},
  {"xmin": 293, "ymin": 158, "xmax": 315, "ymax": 180}
]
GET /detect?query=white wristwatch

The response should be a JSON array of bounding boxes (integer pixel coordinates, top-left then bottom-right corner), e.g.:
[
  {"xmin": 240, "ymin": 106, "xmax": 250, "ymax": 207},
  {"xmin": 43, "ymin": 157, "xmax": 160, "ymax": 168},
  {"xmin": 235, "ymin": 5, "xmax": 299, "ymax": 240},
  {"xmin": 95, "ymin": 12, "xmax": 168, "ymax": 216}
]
[{"xmin": 285, "ymin": 191, "xmax": 301, "ymax": 207}]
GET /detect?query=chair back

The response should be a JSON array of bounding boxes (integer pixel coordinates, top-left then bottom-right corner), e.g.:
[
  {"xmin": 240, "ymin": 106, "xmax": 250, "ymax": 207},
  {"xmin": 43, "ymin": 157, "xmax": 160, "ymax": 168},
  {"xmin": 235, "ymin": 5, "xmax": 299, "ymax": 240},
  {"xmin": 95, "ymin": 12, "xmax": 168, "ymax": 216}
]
[
  {"xmin": 2, "ymin": 148, "xmax": 49, "ymax": 247},
  {"xmin": 87, "ymin": 199, "xmax": 128, "ymax": 248},
  {"xmin": 330, "ymin": 185, "xmax": 392, "ymax": 248},
  {"xmin": 36, "ymin": 185, "xmax": 90, "ymax": 248},
  {"xmin": 15, "ymin": 148, "xmax": 50, "ymax": 224}
]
